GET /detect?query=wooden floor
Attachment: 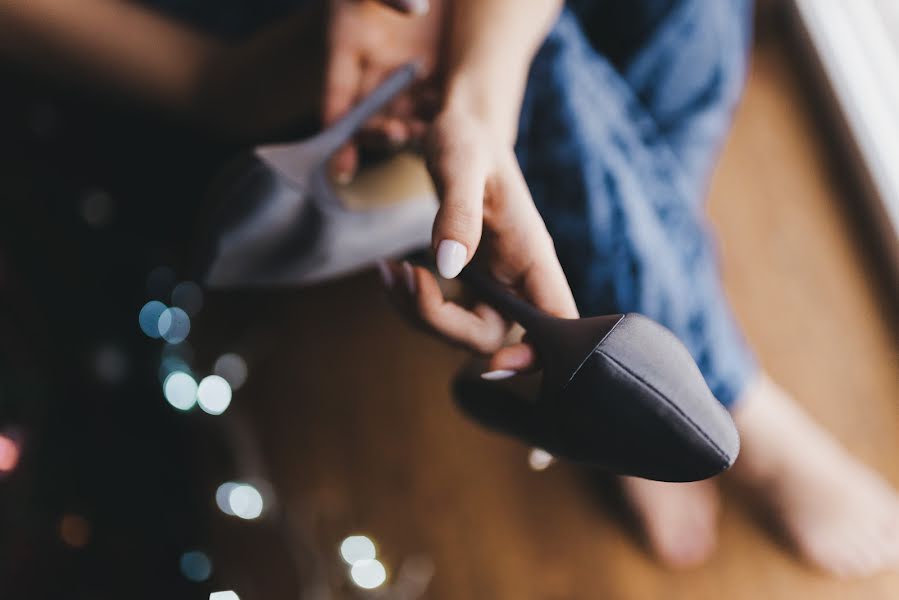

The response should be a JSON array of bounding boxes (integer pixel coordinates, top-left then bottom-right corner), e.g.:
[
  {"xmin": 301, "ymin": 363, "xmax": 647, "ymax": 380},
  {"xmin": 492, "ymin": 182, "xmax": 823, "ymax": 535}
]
[{"xmin": 199, "ymin": 27, "xmax": 899, "ymax": 600}]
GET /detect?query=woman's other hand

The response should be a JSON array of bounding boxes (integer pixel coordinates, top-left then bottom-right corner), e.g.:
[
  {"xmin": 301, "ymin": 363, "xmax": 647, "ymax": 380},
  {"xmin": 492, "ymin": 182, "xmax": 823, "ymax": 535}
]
[
  {"xmin": 324, "ymin": 0, "xmax": 444, "ymax": 182},
  {"xmin": 381, "ymin": 109, "xmax": 578, "ymax": 373}
]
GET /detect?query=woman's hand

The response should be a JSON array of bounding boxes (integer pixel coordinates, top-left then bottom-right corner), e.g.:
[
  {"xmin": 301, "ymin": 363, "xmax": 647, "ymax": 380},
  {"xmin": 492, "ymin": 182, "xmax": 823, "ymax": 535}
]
[
  {"xmin": 323, "ymin": 0, "xmax": 444, "ymax": 182},
  {"xmin": 381, "ymin": 109, "xmax": 579, "ymax": 373}
]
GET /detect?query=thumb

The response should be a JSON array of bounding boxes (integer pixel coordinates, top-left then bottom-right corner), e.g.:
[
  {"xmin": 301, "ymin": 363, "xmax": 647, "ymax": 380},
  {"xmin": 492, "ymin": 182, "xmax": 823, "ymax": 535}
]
[
  {"xmin": 323, "ymin": 50, "xmax": 358, "ymax": 126},
  {"xmin": 425, "ymin": 126, "xmax": 487, "ymax": 279}
]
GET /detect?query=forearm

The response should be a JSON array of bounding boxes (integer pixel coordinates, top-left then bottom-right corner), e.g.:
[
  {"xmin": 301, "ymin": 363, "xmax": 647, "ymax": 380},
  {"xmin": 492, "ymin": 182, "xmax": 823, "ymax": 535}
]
[
  {"xmin": 442, "ymin": 0, "xmax": 562, "ymax": 143},
  {"xmin": 0, "ymin": 0, "xmax": 220, "ymax": 112},
  {"xmin": 0, "ymin": 0, "xmax": 324, "ymax": 139}
]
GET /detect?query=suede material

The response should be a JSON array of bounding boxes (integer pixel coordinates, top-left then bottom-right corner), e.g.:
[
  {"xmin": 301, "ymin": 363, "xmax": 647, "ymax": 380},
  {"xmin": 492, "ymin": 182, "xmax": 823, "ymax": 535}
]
[{"xmin": 455, "ymin": 314, "xmax": 739, "ymax": 482}]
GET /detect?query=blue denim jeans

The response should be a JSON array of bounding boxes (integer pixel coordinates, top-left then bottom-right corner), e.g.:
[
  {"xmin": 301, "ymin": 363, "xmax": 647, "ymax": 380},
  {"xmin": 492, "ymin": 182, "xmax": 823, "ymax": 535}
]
[{"xmin": 518, "ymin": 0, "xmax": 756, "ymax": 407}]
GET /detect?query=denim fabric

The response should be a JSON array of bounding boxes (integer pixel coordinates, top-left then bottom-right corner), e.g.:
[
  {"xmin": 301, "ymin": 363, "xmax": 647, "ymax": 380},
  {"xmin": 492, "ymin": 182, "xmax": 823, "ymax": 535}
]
[{"xmin": 518, "ymin": 0, "xmax": 756, "ymax": 407}]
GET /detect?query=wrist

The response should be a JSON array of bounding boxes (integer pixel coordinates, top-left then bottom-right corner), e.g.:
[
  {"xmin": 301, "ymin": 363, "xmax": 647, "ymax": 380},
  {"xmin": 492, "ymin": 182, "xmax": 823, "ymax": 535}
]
[{"xmin": 442, "ymin": 62, "xmax": 529, "ymax": 146}]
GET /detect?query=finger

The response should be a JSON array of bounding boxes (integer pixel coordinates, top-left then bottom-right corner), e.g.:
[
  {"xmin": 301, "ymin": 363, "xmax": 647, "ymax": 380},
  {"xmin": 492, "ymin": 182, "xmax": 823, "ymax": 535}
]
[
  {"xmin": 377, "ymin": 260, "xmax": 416, "ymax": 314},
  {"xmin": 357, "ymin": 62, "xmax": 387, "ymax": 100},
  {"xmin": 492, "ymin": 162, "xmax": 580, "ymax": 319},
  {"xmin": 425, "ymin": 123, "xmax": 488, "ymax": 279},
  {"xmin": 406, "ymin": 119, "xmax": 428, "ymax": 143},
  {"xmin": 383, "ymin": 118, "xmax": 410, "ymax": 146},
  {"xmin": 379, "ymin": 261, "xmax": 452, "ymax": 337},
  {"xmin": 323, "ymin": 50, "xmax": 360, "ymax": 126},
  {"xmin": 488, "ymin": 342, "xmax": 538, "ymax": 373},
  {"xmin": 521, "ymin": 246, "xmax": 579, "ymax": 319},
  {"xmin": 409, "ymin": 265, "xmax": 510, "ymax": 354},
  {"xmin": 384, "ymin": 93, "xmax": 416, "ymax": 119},
  {"xmin": 375, "ymin": 0, "xmax": 430, "ymax": 15},
  {"xmin": 324, "ymin": 51, "xmax": 362, "ymax": 182},
  {"xmin": 360, "ymin": 117, "xmax": 408, "ymax": 146},
  {"xmin": 329, "ymin": 144, "xmax": 358, "ymax": 183},
  {"xmin": 358, "ymin": 119, "xmax": 415, "ymax": 152}
]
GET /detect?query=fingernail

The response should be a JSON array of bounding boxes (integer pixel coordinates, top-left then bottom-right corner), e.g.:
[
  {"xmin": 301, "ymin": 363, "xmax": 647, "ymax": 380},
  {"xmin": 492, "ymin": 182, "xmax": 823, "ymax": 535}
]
[
  {"xmin": 528, "ymin": 448, "xmax": 555, "ymax": 471},
  {"xmin": 480, "ymin": 369, "xmax": 517, "ymax": 381},
  {"xmin": 406, "ymin": 0, "xmax": 430, "ymax": 15},
  {"xmin": 334, "ymin": 170, "xmax": 352, "ymax": 185},
  {"xmin": 402, "ymin": 261, "xmax": 416, "ymax": 294},
  {"xmin": 376, "ymin": 260, "xmax": 394, "ymax": 288},
  {"xmin": 436, "ymin": 239, "xmax": 467, "ymax": 279},
  {"xmin": 387, "ymin": 130, "xmax": 407, "ymax": 147}
]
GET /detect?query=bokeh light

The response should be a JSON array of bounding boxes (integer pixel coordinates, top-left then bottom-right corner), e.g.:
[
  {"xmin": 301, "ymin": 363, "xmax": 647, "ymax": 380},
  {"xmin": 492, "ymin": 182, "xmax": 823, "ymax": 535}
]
[
  {"xmin": 164, "ymin": 371, "xmax": 198, "ymax": 411},
  {"xmin": 340, "ymin": 535, "xmax": 376, "ymax": 565},
  {"xmin": 0, "ymin": 434, "xmax": 20, "ymax": 473},
  {"xmin": 180, "ymin": 550, "xmax": 213, "ymax": 582},
  {"xmin": 197, "ymin": 375, "xmax": 232, "ymax": 415},
  {"xmin": 350, "ymin": 559, "xmax": 387, "ymax": 589},
  {"xmin": 216, "ymin": 482, "xmax": 264, "ymax": 520},
  {"xmin": 213, "ymin": 353, "xmax": 248, "ymax": 390},
  {"xmin": 138, "ymin": 301, "xmax": 167, "ymax": 338},
  {"xmin": 209, "ymin": 592, "xmax": 240, "ymax": 600},
  {"xmin": 215, "ymin": 482, "xmax": 238, "ymax": 516},
  {"xmin": 172, "ymin": 281, "xmax": 203, "ymax": 316},
  {"xmin": 158, "ymin": 307, "xmax": 191, "ymax": 344},
  {"xmin": 228, "ymin": 484, "xmax": 264, "ymax": 520},
  {"xmin": 59, "ymin": 514, "xmax": 91, "ymax": 548},
  {"xmin": 528, "ymin": 448, "xmax": 554, "ymax": 471}
]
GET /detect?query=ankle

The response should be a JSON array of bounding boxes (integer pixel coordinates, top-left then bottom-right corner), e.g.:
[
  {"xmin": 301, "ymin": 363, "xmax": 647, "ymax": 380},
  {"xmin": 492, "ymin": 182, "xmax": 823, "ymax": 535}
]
[{"xmin": 730, "ymin": 375, "xmax": 795, "ymax": 483}]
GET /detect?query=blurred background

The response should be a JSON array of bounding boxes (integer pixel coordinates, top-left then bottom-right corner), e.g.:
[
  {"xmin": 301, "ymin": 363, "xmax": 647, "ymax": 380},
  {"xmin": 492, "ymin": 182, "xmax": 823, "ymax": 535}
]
[{"xmin": 0, "ymin": 1, "xmax": 897, "ymax": 599}]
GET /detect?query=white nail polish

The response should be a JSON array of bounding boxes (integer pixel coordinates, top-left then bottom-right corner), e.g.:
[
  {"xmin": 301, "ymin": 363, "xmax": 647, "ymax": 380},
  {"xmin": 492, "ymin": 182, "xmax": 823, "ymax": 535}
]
[
  {"xmin": 436, "ymin": 239, "xmax": 467, "ymax": 279},
  {"xmin": 528, "ymin": 448, "xmax": 555, "ymax": 471},
  {"xmin": 376, "ymin": 260, "xmax": 394, "ymax": 288},
  {"xmin": 402, "ymin": 261, "xmax": 416, "ymax": 294},
  {"xmin": 480, "ymin": 369, "xmax": 517, "ymax": 381},
  {"xmin": 407, "ymin": 0, "xmax": 430, "ymax": 15}
]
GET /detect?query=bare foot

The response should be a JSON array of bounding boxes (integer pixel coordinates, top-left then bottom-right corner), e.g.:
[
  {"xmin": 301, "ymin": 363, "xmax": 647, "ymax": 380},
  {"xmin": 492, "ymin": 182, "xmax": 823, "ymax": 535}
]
[
  {"xmin": 620, "ymin": 476, "xmax": 720, "ymax": 569},
  {"xmin": 732, "ymin": 374, "xmax": 899, "ymax": 578}
]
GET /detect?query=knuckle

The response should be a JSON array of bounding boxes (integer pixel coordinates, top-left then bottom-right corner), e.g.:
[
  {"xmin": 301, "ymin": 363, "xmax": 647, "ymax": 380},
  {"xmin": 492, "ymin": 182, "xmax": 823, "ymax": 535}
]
[{"xmin": 415, "ymin": 294, "xmax": 441, "ymax": 324}]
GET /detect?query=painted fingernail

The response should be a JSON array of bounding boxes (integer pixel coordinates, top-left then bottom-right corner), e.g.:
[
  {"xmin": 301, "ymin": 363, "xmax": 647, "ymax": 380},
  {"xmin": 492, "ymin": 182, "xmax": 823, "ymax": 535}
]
[
  {"xmin": 480, "ymin": 369, "xmax": 517, "ymax": 381},
  {"xmin": 406, "ymin": 0, "xmax": 430, "ymax": 15},
  {"xmin": 387, "ymin": 128, "xmax": 406, "ymax": 146},
  {"xmin": 376, "ymin": 260, "xmax": 394, "ymax": 288},
  {"xmin": 528, "ymin": 448, "xmax": 555, "ymax": 471},
  {"xmin": 436, "ymin": 239, "xmax": 467, "ymax": 279},
  {"xmin": 402, "ymin": 261, "xmax": 416, "ymax": 294}
]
